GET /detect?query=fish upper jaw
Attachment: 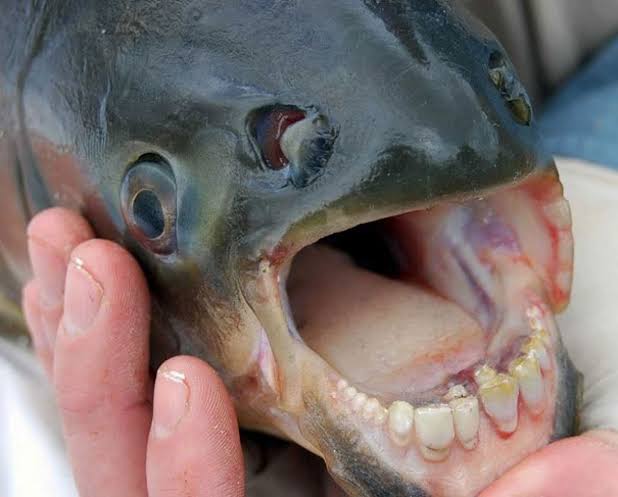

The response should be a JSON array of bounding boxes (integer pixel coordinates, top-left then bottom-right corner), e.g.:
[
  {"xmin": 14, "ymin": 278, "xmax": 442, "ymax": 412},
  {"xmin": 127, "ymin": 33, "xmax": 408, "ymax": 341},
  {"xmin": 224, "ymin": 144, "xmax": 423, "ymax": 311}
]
[{"xmin": 235, "ymin": 168, "xmax": 577, "ymax": 497}]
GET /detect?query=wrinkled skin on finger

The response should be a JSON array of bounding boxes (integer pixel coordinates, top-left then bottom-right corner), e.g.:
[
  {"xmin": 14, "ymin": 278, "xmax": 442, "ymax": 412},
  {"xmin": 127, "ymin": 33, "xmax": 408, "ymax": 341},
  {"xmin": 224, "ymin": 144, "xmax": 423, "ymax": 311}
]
[{"xmin": 0, "ymin": 1, "xmax": 579, "ymax": 496}]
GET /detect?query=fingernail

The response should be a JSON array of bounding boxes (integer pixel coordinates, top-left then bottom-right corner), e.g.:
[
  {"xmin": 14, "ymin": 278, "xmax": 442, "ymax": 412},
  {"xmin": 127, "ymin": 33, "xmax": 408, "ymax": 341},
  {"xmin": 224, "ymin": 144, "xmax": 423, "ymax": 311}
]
[
  {"xmin": 28, "ymin": 236, "xmax": 67, "ymax": 307},
  {"xmin": 62, "ymin": 257, "xmax": 103, "ymax": 336},
  {"xmin": 152, "ymin": 369, "xmax": 189, "ymax": 439}
]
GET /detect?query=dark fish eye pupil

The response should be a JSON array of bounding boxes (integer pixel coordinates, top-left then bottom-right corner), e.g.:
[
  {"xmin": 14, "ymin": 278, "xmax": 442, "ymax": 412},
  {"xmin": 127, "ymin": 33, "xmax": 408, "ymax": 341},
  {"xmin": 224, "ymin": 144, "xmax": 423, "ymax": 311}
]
[{"xmin": 132, "ymin": 189, "xmax": 165, "ymax": 239}]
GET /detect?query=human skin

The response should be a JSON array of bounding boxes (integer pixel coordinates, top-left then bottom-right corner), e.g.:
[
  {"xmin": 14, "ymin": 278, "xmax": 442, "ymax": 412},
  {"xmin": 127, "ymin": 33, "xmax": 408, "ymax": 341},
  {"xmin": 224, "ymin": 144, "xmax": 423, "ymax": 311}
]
[{"xmin": 21, "ymin": 160, "xmax": 618, "ymax": 496}]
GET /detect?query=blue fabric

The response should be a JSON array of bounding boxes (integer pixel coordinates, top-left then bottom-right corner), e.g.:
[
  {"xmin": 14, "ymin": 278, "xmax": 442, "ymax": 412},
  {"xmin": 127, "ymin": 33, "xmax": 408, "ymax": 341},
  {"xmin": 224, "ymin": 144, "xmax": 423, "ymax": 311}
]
[{"xmin": 539, "ymin": 35, "xmax": 618, "ymax": 170}]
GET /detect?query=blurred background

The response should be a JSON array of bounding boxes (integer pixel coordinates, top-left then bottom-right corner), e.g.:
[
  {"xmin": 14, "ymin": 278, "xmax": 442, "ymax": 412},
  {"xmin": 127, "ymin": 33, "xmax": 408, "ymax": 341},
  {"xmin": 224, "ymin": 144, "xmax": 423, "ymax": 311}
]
[{"xmin": 465, "ymin": 0, "xmax": 618, "ymax": 168}]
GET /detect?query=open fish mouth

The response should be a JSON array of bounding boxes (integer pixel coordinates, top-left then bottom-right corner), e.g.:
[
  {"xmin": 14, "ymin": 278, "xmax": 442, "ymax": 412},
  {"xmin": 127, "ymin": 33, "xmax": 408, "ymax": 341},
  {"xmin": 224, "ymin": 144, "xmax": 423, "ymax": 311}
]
[{"xmin": 244, "ymin": 169, "xmax": 576, "ymax": 497}]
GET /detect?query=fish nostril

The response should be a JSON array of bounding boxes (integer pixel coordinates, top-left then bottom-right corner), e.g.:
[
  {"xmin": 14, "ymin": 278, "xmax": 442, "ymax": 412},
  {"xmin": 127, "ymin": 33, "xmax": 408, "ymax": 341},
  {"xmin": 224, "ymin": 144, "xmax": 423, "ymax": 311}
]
[
  {"xmin": 488, "ymin": 51, "xmax": 532, "ymax": 126},
  {"xmin": 249, "ymin": 105, "xmax": 337, "ymax": 187}
]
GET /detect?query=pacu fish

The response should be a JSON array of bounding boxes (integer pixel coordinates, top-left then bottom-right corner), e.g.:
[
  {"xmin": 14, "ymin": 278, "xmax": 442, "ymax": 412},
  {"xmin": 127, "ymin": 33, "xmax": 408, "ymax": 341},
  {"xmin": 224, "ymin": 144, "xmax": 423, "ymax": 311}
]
[{"xmin": 0, "ymin": 1, "xmax": 580, "ymax": 496}]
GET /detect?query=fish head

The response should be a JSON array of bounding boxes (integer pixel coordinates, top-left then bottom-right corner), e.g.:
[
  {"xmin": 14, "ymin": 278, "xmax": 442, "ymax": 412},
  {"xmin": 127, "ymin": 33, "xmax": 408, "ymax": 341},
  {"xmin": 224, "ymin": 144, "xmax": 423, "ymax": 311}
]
[{"xmin": 18, "ymin": 1, "xmax": 578, "ymax": 496}]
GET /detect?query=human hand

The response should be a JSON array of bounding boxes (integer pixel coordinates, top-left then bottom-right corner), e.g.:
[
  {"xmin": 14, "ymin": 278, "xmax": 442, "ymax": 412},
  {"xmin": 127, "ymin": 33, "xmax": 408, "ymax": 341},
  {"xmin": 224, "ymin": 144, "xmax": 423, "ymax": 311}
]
[
  {"xmin": 22, "ymin": 207, "xmax": 245, "ymax": 497},
  {"xmin": 480, "ymin": 159, "xmax": 618, "ymax": 497}
]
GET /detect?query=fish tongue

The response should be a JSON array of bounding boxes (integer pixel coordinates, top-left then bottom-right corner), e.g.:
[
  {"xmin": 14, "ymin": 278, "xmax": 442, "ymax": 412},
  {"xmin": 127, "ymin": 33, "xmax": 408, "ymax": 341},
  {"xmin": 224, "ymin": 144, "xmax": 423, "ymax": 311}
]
[{"xmin": 287, "ymin": 245, "xmax": 486, "ymax": 400}]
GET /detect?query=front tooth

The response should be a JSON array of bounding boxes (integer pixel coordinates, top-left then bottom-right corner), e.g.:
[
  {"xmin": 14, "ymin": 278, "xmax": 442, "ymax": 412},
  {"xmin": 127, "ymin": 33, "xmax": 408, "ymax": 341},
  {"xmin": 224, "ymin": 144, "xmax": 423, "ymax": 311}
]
[
  {"xmin": 361, "ymin": 398, "xmax": 380, "ymax": 420},
  {"xmin": 351, "ymin": 392, "xmax": 368, "ymax": 412},
  {"xmin": 509, "ymin": 355, "xmax": 545, "ymax": 414},
  {"xmin": 387, "ymin": 401, "xmax": 415, "ymax": 447},
  {"xmin": 449, "ymin": 397, "xmax": 480, "ymax": 450},
  {"xmin": 478, "ymin": 373, "xmax": 519, "ymax": 434},
  {"xmin": 522, "ymin": 337, "xmax": 550, "ymax": 370},
  {"xmin": 414, "ymin": 405, "xmax": 455, "ymax": 461},
  {"xmin": 474, "ymin": 365, "xmax": 498, "ymax": 386},
  {"xmin": 342, "ymin": 386, "xmax": 357, "ymax": 401}
]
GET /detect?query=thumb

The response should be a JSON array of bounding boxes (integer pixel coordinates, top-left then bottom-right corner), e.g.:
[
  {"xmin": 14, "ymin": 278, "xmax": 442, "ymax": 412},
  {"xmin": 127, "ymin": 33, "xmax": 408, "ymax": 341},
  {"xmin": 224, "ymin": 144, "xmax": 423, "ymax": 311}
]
[{"xmin": 480, "ymin": 431, "xmax": 618, "ymax": 497}]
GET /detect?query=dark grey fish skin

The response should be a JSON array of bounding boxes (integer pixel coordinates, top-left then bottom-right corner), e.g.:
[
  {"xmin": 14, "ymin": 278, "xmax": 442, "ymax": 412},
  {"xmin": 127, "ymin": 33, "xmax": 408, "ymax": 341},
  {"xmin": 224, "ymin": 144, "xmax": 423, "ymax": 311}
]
[{"xmin": 0, "ymin": 1, "xmax": 577, "ymax": 496}]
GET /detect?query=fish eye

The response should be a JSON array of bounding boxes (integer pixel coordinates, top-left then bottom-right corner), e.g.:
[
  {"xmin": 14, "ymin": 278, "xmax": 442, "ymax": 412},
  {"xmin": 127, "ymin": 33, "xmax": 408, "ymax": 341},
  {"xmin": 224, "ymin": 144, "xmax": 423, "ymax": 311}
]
[
  {"xmin": 132, "ymin": 189, "xmax": 165, "ymax": 239},
  {"xmin": 120, "ymin": 154, "xmax": 177, "ymax": 255}
]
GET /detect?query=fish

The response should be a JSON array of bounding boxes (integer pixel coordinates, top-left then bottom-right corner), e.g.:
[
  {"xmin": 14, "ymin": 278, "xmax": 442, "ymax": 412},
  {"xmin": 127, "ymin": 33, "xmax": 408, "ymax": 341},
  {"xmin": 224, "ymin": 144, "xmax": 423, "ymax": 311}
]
[{"xmin": 0, "ymin": 1, "xmax": 580, "ymax": 496}]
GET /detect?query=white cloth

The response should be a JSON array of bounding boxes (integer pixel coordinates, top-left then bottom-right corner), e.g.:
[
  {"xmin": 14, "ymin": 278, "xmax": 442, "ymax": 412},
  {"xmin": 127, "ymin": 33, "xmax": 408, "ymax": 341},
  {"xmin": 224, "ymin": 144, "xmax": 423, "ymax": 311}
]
[
  {"xmin": 555, "ymin": 159, "xmax": 618, "ymax": 432},
  {"xmin": 0, "ymin": 338, "xmax": 78, "ymax": 497}
]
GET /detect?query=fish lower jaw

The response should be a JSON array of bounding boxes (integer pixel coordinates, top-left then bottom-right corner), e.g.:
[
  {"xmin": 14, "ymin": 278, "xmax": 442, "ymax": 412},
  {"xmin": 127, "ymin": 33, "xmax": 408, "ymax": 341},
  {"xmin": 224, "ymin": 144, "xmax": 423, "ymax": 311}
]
[{"xmin": 328, "ymin": 312, "xmax": 555, "ymax": 463}]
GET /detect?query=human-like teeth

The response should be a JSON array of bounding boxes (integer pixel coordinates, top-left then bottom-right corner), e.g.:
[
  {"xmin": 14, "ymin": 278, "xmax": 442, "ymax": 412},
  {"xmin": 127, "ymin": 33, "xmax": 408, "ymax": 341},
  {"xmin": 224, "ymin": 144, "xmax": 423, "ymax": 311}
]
[
  {"xmin": 474, "ymin": 364, "xmax": 498, "ymax": 386},
  {"xmin": 361, "ymin": 397, "xmax": 380, "ymax": 420},
  {"xmin": 374, "ymin": 407, "xmax": 388, "ymax": 425},
  {"xmin": 336, "ymin": 379, "xmax": 349, "ymax": 392},
  {"xmin": 342, "ymin": 386, "xmax": 357, "ymax": 401},
  {"xmin": 351, "ymin": 392, "xmax": 368, "ymax": 412},
  {"xmin": 444, "ymin": 385, "xmax": 468, "ymax": 401},
  {"xmin": 387, "ymin": 401, "xmax": 415, "ymax": 447},
  {"xmin": 544, "ymin": 198, "xmax": 572, "ymax": 229},
  {"xmin": 509, "ymin": 355, "xmax": 545, "ymax": 414},
  {"xmin": 449, "ymin": 396, "xmax": 480, "ymax": 450},
  {"xmin": 478, "ymin": 373, "xmax": 519, "ymax": 434},
  {"xmin": 414, "ymin": 405, "xmax": 455, "ymax": 461},
  {"xmin": 521, "ymin": 337, "xmax": 550, "ymax": 370}
]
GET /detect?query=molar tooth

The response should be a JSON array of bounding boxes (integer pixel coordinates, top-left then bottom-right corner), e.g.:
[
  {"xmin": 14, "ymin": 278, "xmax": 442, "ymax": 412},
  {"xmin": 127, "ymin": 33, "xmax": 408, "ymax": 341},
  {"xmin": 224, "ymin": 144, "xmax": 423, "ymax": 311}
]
[
  {"xmin": 474, "ymin": 365, "xmax": 497, "ymax": 386},
  {"xmin": 342, "ymin": 386, "xmax": 357, "ymax": 401},
  {"xmin": 414, "ymin": 404, "xmax": 455, "ymax": 461},
  {"xmin": 478, "ymin": 373, "xmax": 519, "ymax": 434},
  {"xmin": 351, "ymin": 392, "xmax": 368, "ymax": 412},
  {"xmin": 509, "ymin": 355, "xmax": 545, "ymax": 414},
  {"xmin": 522, "ymin": 337, "xmax": 550, "ymax": 370},
  {"xmin": 444, "ymin": 385, "xmax": 468, "ymax": 401},
  {"xmin": 449, "ymin": 397, "xmax": 480, "ymax": 450},
  {"xmin": 544, "ymin": 198, "xmax": 572, "ymax": 229},
  {"xmin": 387, "ymin": 401, "xmax": 415, "ymax": 447},
  {"xmin": 361, "ymin": 398, "xmax": 380, "ymax": 420}
]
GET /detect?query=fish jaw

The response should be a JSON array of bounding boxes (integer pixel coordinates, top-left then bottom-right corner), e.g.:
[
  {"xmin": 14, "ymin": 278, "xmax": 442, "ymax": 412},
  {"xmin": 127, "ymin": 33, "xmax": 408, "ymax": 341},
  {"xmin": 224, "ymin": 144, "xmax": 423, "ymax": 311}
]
[{"xmin": 234, "ymin": 168, "xmax": 578, "ymax": 497}]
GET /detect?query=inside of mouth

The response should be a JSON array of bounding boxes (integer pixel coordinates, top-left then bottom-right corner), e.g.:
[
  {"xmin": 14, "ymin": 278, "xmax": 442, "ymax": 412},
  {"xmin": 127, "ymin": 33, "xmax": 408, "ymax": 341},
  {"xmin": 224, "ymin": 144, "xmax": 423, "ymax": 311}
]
[{"xmin": 285, "ymin": 176, "xmax": 571, "ymax": 407}]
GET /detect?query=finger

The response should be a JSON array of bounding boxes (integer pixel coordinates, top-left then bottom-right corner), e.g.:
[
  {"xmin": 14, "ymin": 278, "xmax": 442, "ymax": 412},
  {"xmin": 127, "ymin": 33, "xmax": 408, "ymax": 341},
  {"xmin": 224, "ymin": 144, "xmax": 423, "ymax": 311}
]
[
  {"xmin": 480, "ymin": 431, "xmax": 618, "ymax": 497},
  {"xmin": 54, "ymin": 239, "xmax": 152, "ymax": 497},
  {"xmin": 22, "ymin": 280, "xmax": 53, "ymax": 375},
  {"xmin": 147, "ymin": 356, "xmax": 244, "ymax": 497},
  {"xmin": 27, "ymin": 208, "xmax": 94, "ymax": 349}
]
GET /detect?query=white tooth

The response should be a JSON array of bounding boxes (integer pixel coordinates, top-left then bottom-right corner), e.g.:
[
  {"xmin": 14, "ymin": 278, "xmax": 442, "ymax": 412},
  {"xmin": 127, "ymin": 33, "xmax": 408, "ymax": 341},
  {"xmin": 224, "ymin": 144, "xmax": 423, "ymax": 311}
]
[
  {"xmin": 510, "ymin": 355, "xmax": 545, "ymax": 414},
  {"xmin": 474, "ymin": 365, "xmax": 497, "ymax": 386},
  {"xmin": 478, "ymin": 373, "xmax": 519, "ymax": 434},
  {"xmin": 522, "ymin": 337, "xmax": 551, "ymax": 370},
  {"xmin": 444, "ymin": 385, "xmax": 468, "ymax": 402},
  {"xmin": 351, "ymin": 392, "xmax": 368, "ymax": 412},
  {"xmin": 336, "ymin": 379, "xmax": 349, "ymax": 392},
  {"xmin": 362, "ymin": 398, "xmax": 381, "ymax": 421},
  {"xmin": 544, "ymin": 198, "xmax": 572, "ymax": 229},
  {"xmin": 342, "ymin": 386, "xmax": 357, "ymax": 401},
  {"xmin": 414, "ymin": 405, "xmax": 455, "ymax": 461},
  {"xmin": 535, "ymin": 328, "xmax": 552, "ymax": 347},
  {"xmin": 449, "ymin": 397, "xmax": 480, "ymax": 450},
  {"xmin": 374, "ymin": 407, "xmax": 388, "ymax": 426},
  {"xmin": 387, "ymin": 401, "xmax": 415, "ymax": 447}
]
